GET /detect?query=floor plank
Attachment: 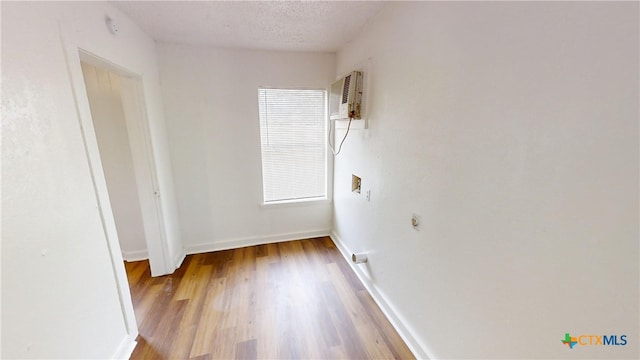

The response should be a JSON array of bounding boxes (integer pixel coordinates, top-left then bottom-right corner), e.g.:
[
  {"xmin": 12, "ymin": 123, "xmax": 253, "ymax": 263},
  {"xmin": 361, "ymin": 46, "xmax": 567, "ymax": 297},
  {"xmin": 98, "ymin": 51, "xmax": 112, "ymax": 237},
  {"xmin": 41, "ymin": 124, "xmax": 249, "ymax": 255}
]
[{"xmin": 126, "ymin": 237, "xmax": 415, "ymax": 359}]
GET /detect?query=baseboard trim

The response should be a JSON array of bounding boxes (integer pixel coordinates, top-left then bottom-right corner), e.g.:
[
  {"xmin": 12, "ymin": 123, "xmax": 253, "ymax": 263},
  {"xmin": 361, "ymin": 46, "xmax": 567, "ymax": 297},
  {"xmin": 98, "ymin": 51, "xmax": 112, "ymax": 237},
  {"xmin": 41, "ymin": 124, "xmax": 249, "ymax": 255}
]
[
  {"xmin": 184, "ymin": 229, "xmax": 332, "ymax": 255},
  {"xmin": 122, "ymin": 249, "xmax": 148, "ymax": 262},
  {"xmin": 330, "ymin": 231, "xmax": 430, "ymax": 360},
  {"xmin": 174, "ymin": 250, "xmax": 186, "ymax": 269},
  {"xmin": 111, "ymin": 334, "xmax": 137, "ymax": 360}
]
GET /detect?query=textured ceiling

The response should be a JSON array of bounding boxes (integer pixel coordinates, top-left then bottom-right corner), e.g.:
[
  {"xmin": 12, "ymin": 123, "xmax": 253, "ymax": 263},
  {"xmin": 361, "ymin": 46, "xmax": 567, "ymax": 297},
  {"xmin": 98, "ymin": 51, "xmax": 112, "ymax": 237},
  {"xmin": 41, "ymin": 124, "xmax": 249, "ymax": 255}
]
[{"xmin": 110, "ymin": 1, "xmax": 387, "ymax": 52}]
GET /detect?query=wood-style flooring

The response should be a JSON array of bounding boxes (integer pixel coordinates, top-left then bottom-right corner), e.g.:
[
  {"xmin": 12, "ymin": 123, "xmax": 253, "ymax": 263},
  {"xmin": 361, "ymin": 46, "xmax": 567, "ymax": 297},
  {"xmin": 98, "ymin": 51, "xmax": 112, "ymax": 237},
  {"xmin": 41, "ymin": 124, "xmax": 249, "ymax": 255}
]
[{"xmin": 125, "ymin": 237, "xmax": 415, "ymax": 359}]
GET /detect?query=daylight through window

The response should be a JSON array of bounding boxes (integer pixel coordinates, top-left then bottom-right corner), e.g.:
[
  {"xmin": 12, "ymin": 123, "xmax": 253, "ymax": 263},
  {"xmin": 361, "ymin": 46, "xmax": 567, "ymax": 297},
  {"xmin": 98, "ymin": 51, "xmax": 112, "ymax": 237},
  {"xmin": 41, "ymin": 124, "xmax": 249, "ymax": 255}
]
[{"xmin": 258, "ymin": 88, "xmax": 327, "ymax": 203}]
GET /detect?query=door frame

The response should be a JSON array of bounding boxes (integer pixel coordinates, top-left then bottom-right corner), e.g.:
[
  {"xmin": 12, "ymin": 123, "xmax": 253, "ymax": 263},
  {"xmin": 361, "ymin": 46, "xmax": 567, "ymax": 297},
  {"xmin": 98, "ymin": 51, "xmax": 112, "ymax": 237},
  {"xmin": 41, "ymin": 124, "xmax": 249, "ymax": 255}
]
[
  {"xmin": 76, "ymin": 50, "xmax": 172, "ymax": 277},
  {"xmin": 63, "ymin": 44, "xmax": 174, "ymax": 274},
  {"xmin": 61, "ymin": 42, "xmax": 175, "ymax": 358}
]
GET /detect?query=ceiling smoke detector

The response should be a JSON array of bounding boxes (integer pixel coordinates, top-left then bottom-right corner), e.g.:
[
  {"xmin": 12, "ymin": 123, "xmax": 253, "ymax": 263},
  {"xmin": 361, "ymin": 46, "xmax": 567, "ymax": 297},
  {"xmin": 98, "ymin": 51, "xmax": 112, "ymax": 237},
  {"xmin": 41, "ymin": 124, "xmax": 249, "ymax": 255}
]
[{"xmin": 106, "ymin": 16, "xmax": 118, "ymax": 35}]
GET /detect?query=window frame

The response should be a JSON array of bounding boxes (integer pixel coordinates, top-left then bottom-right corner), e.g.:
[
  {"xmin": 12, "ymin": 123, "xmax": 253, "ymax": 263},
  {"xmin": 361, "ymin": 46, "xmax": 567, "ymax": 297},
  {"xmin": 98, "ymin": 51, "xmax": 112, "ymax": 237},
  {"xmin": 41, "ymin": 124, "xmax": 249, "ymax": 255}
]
[{"xmin": 257, "ymin": 86, "xmax": 329, "ymax": 206}]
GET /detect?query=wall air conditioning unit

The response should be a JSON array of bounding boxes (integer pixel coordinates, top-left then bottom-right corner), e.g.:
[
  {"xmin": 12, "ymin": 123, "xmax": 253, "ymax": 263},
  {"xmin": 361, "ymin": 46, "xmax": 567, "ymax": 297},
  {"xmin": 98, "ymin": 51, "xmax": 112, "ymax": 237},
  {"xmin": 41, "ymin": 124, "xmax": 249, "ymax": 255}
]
[{"xmin": 329, "ymin": 70, "xmax": 363, "ymax": 120}]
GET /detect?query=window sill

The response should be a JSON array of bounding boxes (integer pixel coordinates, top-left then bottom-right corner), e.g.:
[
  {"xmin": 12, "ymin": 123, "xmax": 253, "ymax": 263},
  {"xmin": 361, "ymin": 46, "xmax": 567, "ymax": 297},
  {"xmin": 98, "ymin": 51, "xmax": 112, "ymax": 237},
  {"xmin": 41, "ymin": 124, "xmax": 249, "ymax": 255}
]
[{"xmin": 260, "ymin": 197, "xmax": 330, "ymax": 209}]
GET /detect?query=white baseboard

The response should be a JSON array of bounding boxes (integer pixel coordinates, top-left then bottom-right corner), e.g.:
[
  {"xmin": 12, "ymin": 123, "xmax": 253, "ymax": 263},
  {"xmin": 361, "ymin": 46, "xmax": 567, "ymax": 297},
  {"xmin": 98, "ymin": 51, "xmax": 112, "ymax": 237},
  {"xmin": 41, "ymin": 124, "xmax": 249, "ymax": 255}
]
[
  {"xmin": 184, "ymin": 229, "xmax": 331, "ymax": 255},
  {"xmin": 330, "ymin": 231, "xmax": 430, "ymax": 360},
  {"xmin": 174, "ymin": 250, "xmax": 186, "ymax": 269},
  {"xmin": 111, "ymin": 334, "xmax": 137, "ymax": 360},
  {"xmin": 122, "ymin": 249, "xmax": 148, "ymax": 262}
]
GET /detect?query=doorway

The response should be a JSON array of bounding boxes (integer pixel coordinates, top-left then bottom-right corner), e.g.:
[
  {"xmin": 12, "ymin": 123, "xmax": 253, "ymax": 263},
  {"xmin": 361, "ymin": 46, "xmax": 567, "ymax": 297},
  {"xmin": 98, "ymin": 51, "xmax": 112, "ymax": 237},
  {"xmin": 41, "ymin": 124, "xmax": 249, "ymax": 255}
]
[
  {"xmin": 77, "ymin": 52, "xmax": 170, "ymax": 277},
  {"xmin": 80, "ymin": 62, "xmax": 148, "ymax": 260}
]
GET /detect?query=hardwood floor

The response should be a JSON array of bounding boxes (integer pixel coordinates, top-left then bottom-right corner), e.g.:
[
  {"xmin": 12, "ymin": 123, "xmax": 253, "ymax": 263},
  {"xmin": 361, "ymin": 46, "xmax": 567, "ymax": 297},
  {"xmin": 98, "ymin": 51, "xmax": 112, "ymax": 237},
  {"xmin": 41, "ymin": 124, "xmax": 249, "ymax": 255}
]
[{"xmin": 125, "ymin": 237, "xmax": 415, "ymax": 359}]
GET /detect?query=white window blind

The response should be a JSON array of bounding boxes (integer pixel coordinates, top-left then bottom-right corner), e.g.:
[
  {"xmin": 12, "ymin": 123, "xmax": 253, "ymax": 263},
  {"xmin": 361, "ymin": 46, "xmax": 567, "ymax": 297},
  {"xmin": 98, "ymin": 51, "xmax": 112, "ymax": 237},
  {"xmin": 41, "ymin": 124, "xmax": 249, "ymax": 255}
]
[{"xmin": 258, "ymin": 88, "xmax": 327, "ymax": 203}]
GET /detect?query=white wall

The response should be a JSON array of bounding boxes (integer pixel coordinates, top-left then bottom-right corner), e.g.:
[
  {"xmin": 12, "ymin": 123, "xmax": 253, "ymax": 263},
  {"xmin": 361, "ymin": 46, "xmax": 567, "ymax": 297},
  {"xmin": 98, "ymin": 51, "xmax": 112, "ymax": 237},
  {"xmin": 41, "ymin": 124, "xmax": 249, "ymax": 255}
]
[
  {"xmin": 81, "ymin": 63, "xmax": 148, "ymax": 258},
  {"xmin": 332, "ymin": 2, "xmax": 638, "ymax": 359},
  {"xmin": 157, "ymin": 44, "xmax": 335, "ymax": 252},
  {"xmin": 1, "ymin": 1, "xmax": 181, "ymax": 358}
]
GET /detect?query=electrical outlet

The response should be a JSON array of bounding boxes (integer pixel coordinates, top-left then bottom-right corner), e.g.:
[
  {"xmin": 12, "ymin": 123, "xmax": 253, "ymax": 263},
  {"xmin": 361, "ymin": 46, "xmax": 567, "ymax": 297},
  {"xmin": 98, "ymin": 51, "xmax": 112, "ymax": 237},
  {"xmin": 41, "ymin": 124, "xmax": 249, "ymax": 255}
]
[{"xmin": 365, "ymin": 189, "xmax": 371, "ymax": 201}]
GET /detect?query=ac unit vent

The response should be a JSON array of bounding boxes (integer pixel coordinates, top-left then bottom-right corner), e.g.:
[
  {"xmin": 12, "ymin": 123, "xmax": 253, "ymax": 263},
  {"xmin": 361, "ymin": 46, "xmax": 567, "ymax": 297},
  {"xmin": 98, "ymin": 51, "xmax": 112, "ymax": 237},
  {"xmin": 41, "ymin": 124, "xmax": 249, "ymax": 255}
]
[
  {"xmin": 341, "ymin": 74, "xmax": 351, "ymax": 104},
  {"xmin": 330, "ymin": 71, "xmax": 363, "ymax": 120}
]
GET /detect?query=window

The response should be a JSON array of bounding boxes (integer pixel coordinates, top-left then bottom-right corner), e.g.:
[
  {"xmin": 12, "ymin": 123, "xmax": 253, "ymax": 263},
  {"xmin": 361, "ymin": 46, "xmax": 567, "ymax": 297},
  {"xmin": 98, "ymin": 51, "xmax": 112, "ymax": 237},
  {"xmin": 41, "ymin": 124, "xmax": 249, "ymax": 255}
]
[{"xmin": 258, "ymin": 88, "xmax": 327, "ymax": 203}]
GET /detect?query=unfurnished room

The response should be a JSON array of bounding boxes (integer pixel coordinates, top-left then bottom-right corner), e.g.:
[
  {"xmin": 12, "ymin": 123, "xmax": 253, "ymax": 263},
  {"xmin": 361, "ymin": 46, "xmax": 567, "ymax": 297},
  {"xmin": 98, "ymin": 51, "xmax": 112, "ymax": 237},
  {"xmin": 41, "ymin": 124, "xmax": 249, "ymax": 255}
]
[{"xmin": 1, "ymin": 1, "xmax": 638, "ymax": 359}]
